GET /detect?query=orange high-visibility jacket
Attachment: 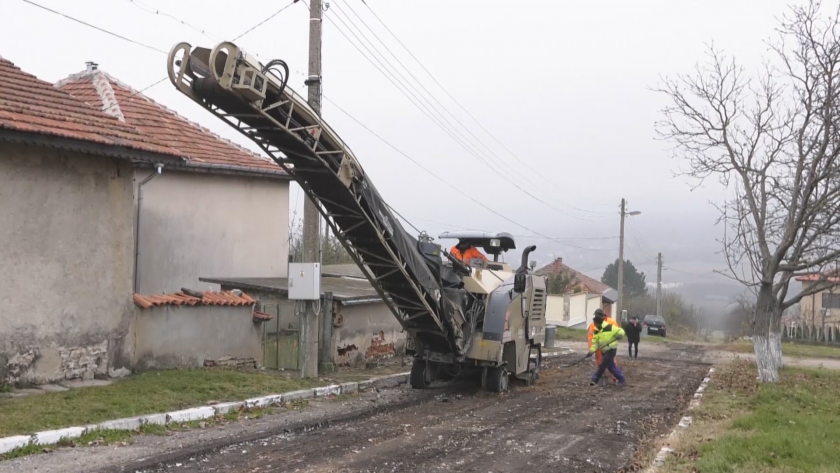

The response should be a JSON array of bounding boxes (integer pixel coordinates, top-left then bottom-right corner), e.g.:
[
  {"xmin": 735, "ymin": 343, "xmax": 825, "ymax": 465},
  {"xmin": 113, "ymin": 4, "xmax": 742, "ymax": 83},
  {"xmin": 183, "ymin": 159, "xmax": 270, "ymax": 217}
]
[
  {"xmin": 588, "ymin": 316, "xmax": 619, "ymax": 349},
  {"xmin": 451, "ymin": 245, "xmax": 487, "ymax": 263}
]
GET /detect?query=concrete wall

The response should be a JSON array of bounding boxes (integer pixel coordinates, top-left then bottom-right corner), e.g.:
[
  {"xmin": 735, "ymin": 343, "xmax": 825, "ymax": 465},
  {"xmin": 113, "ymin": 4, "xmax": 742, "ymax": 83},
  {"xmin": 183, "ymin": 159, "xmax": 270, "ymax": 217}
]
[
  {"xmin": 130, "ymin": 305, "xmax": 261, "ymax": 370},
  {"xmin": 135, "ymin": 170, "xmax": 289, "ymax": 294},
  {"xmin": 334, "ymin": 303, "xmax": 405, "ymax": 366},
  {"xmin": 0, "ymin": 144, "xmax": 135, "ymax": 384}
]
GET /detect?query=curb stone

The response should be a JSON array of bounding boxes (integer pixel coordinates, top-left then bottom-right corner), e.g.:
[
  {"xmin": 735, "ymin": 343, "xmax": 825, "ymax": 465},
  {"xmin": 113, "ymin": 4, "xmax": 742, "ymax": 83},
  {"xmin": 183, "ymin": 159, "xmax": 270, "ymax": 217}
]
[
  {"xmin": 645, "ymin": 367, "xmax": 715, "ymax": 473},
  {"xmin": 166, "ymin": 407, "xmax": 216, "ymax": 425},
  {"xmin": 0, "ymin": 371, "xmax": 411, "ymax": 455}
]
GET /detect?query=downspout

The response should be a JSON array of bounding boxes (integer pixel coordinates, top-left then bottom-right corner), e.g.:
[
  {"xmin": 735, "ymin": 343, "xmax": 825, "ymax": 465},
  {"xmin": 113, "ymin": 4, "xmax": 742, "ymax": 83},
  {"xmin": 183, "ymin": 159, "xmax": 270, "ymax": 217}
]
[{"xmin": 133, "ymin": 164, "xmax": 163, "ymax": 293}]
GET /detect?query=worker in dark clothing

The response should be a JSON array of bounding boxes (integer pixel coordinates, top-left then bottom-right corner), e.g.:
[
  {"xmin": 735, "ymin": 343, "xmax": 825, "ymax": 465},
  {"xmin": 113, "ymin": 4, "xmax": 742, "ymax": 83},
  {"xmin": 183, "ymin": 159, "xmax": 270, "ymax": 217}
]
[
  {"xmin": 624, "ymin": 316, "xmax": 642, "ymax": 359},
  {"xmin": 586, "ymin": 311, "xmax": 627, "ymax": 386}
]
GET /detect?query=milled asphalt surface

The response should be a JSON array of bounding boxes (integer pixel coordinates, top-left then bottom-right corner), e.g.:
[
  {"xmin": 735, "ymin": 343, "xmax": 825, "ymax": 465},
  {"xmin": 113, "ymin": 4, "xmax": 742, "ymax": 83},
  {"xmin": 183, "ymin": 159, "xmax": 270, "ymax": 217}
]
[{"xmin": 0, "ymin": 342, "xmax": 709, "ymax": 473}]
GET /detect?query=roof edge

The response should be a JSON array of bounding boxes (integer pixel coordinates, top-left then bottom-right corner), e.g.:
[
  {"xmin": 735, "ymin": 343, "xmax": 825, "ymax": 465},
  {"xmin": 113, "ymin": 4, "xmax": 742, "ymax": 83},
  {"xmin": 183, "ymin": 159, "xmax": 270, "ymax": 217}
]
[
  {"xmin": 0, "ymin": 129, "xmax": 187, "ymax": 165},
  {"xmin": 136, "ymin": 161, "xmax": 293, "ymax": 180}
]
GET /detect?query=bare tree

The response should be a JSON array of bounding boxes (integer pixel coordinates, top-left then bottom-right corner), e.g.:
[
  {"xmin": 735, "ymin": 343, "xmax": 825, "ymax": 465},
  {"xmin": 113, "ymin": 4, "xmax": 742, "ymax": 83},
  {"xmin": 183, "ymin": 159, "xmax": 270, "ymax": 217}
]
[{"xmin": 656, "ymin": 0, "xmax": 840, "ymax": 382}]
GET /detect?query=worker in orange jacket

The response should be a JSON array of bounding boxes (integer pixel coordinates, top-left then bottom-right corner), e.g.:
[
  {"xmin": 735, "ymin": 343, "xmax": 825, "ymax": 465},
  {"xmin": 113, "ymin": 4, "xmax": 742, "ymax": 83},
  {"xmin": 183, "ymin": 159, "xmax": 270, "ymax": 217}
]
[
  {"xmin": 450, "ymin": 240, "xmax": 487, "ymax": 265},
  {"xmin": 588, "ymin": 308, "xmax": 620, "ymax": 383}
]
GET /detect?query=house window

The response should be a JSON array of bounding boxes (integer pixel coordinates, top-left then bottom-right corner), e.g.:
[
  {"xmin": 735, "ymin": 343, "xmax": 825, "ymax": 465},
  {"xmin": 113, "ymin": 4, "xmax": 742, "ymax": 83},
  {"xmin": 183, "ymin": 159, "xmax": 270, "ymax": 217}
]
[{"xmin": 822, "ymin": 293, "xmax": 840, "ymax": 309}]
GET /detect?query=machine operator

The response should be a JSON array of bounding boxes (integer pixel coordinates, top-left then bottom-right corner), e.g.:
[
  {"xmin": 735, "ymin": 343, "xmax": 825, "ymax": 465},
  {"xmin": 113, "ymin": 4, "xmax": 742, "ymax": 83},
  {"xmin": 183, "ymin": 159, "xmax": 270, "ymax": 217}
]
[{"xmin": 450, "ymin": 240, "xmax": 488, "ymax": 266}]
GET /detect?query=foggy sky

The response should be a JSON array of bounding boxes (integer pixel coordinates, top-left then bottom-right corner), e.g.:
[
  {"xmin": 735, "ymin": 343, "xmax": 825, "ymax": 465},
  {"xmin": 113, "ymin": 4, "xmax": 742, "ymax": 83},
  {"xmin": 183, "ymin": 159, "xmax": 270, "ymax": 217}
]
[{"xmin": 2, "ymin": 0, "xmax": 811, "ymax": 293}]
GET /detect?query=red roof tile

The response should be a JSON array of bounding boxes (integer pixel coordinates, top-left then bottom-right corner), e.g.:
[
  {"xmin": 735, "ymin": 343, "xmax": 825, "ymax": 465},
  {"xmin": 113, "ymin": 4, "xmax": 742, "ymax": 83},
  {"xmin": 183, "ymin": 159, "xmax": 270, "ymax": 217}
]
[
  {"xmin": 0, "ymin": 58, "xmax": 183, "ymax": 158},
  {"xmin": 56, "ymin": 68, "xmax": 286, "ymax": 175},
  {"xmin": 133, "ymin": 291, "xmax": 257, "ymax": 309},
  {"xmin": 795, "ymin": 270, "xmax": 840, "ymax": 282},
  {"xmin": 253, "ymin": 311, "xmax": 273, "ymax": 322},
  {"xmin": 536, "ymin": 258, "xmax": 614, "ymax": 294}
]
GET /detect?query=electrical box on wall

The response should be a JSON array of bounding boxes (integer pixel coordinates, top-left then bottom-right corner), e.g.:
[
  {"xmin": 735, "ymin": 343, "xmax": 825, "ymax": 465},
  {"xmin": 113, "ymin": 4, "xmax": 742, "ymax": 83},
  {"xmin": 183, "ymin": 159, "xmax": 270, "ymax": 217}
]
[{"xmin": 288, "ymin": 263, "xmax": 321, "ymax": 300}]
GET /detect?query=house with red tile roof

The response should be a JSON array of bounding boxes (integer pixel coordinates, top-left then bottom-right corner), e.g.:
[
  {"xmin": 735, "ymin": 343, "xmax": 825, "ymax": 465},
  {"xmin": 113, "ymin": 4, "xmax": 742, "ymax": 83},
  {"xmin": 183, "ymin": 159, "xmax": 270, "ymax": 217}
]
[
  {"xmin": 536, "ymin": 258, "xmax": 617, "ymax": 328},
  {"xmin": 0, "ymin": 58, "xmax": 291, "ymax": 384},
  {"xmin": 795, "ymin": 270, "xmax": 840, "ymax": 326}
]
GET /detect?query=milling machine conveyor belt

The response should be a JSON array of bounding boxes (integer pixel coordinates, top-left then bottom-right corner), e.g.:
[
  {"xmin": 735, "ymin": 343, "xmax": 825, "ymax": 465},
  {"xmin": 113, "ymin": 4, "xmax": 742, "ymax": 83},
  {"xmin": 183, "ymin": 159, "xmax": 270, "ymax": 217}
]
[{"xmin": 167, "ymin": 41, "xmax": 460, "ymax": 355}]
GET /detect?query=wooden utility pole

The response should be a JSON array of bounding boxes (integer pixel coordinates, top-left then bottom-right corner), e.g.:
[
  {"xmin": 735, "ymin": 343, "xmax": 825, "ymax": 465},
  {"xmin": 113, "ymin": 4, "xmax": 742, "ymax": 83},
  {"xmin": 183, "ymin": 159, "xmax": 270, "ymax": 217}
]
[
  {"xmin": 617, "ymin": 198, "xmax": 626, "ymax": 323},
  {"xmin": 616, "ymin": 199, "xmax": 640, "ymax": 324},
  {"xmin": 300, "ymin": 0, "xmax": 322, "ymax": 379},
  {"xmin": 656, "ymin": 253, "xmax": 662, "ymax": 319}
]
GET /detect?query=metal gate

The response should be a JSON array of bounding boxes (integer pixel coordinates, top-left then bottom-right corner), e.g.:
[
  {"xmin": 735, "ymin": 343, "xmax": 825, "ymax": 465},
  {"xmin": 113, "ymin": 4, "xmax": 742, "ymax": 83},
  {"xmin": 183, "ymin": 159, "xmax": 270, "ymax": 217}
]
[{"xmin": 260, "ymin": 303, "xmax": 300, "ymax": 370}]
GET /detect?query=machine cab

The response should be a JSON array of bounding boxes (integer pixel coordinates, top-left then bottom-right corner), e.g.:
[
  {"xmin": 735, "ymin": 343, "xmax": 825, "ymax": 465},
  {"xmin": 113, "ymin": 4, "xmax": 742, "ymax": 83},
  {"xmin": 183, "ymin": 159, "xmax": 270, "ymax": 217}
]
[{"xmin": 438, "ymin": 231, "xmax": 516, "ymax": 271}]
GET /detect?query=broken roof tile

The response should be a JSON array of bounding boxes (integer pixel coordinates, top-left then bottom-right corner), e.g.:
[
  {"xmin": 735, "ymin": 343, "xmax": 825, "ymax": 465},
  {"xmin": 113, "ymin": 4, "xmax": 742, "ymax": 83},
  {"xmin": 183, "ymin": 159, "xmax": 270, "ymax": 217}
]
[{"xmin": 133, "ymin": 291, "xmax": 256, "ymax": 309}]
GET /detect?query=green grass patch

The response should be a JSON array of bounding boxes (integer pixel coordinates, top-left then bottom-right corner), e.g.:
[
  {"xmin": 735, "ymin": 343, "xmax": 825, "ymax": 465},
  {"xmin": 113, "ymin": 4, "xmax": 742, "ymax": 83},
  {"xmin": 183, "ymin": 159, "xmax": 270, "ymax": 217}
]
[
  {"xmin": 554, "ymin": 325, "xmax": 672, "ymax": 344},
  {"xmin": 138, "ymin": 423, "xmax": 167, "ymax": 436},
  {"xmin": 0, "ymin": 368, "xmax": 322, "ymax": 437},
  {"xmin": 0, "ymin": 429, "xmax": 134, "ymax": 461},
  {"xmin": 555, "ymin": 327, "xmax": 589, "ymax": 341},
  {"xmin": 664, "ymin": 361, "xmax": 840, "ymax": 473},
  {"xmin": 723, "ymin": 340, "xmax": 840, "ymax": 360}
]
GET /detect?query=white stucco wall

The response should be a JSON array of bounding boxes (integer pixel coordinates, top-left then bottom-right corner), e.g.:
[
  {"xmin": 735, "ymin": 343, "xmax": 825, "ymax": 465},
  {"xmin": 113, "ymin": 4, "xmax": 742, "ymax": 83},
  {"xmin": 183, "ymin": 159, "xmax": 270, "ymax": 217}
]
[
  {"xmin": 0, "ymin": 144, "xmax": 135, "ymax": 383},
  {"xmin": 134, "ymin": 170, "xmax": 290, "ymax": 294},
  {"xmin": 545, "ymin": 295, "xmax": 566, "ymax": 325}
]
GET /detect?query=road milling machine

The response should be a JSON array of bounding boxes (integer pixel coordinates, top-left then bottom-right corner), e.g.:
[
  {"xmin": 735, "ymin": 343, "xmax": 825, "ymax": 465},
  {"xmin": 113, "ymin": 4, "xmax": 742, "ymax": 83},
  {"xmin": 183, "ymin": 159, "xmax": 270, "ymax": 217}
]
[{"xmin": 166, "ymin": 41, "xmax": 548, "ymax": 392}]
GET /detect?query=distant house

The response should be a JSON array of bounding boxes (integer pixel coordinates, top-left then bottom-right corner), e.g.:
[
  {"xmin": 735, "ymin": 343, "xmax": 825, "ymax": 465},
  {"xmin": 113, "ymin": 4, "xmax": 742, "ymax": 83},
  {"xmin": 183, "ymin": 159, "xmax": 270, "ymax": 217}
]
[
  {"xmin": 795, "ymin": 271, "xmax": 840, "ymax": 326},
  {"xmin": 0, "ymin": 58, "xmax": 290, "ymax": 384},
  {"xmin": 536, "ymin": 258, "xmax": 617, "ymax": 329}
]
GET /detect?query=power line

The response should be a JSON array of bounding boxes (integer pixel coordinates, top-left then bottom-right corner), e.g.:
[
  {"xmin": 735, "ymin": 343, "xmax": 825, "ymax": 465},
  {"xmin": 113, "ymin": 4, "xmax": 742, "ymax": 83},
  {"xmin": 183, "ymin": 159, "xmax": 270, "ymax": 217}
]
[
  {"xmin": 323, "ymin": 94, "xmax": 618, "ymax": 252},
  {"xmin": 123, "ymin": 1, "xmax": 302, "ymax": 98},
  {"xmin": 233, "ymin": 0, "xmax": 300, "ymax": 41},
  {"xmin": 358, "ymin": 0, "xmax": 613, "ymax": 215},
  {"xmin": 20, "ymin": 0, "xmax": 168, "ymax": 55},
  {"xmin": 316, "ymin": 1, "xmax": 601, "ymax": 223},
  {"xmin": 124, "ymin": 0, "xmax": 223, "ymax": 42},
  {"xmin": 331, "ymin": 1, "xmax": 572, "ymax": 208}
]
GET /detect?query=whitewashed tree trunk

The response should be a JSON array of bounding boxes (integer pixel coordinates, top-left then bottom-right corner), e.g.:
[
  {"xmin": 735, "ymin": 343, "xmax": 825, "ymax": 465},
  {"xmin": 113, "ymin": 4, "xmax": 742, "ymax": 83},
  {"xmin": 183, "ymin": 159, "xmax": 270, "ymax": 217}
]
[{"xmin": 753, "ymin": 285, "xmax": 782, "ymax": 383}]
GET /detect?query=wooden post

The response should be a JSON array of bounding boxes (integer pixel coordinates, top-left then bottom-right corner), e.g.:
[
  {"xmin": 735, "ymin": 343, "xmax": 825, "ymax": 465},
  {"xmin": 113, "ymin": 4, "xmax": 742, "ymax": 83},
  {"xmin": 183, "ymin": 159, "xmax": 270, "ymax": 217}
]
[{"xmin": 318, "ymin": 292, "xmax": 335, "ymax": 373}]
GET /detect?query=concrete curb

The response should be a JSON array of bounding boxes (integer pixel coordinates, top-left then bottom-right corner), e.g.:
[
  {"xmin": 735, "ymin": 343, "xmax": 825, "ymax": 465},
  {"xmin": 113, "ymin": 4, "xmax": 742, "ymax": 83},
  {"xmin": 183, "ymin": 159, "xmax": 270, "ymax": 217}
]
[
  {"xmin": 645, "ymin": 367, "xmax": 715, "ymax": 473},
  {"xmin": 0, "ymin": 372, "xmax": 410, "ymax": 455}
]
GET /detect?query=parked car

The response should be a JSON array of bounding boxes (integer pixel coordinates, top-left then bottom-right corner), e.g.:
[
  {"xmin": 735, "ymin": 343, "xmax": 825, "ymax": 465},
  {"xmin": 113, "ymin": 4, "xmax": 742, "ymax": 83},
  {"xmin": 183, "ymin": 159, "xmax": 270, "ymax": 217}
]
[{"xmin": 644, "ymin": 315, "xmax": 667, "ymax": 337}]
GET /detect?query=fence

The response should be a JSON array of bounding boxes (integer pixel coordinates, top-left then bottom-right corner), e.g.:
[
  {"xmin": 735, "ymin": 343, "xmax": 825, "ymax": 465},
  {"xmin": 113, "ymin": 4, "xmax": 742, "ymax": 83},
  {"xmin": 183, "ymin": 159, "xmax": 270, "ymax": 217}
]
[{"xmin": 782, "ymin": 323, "xmax": 840, "ymax": 345}]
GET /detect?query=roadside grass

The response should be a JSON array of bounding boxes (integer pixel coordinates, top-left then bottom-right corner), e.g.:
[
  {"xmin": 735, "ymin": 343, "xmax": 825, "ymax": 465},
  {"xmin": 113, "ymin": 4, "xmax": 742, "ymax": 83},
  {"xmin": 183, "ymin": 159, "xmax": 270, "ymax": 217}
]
[
  {"xmin": 554, "ymin": 326, "xmax": 671, "ymax": 344},
  {"xmin": 0, "ymin": 429, "xmax": 135, "ymax": 461},
  {"xmin": 555, "ymin": 327, "xmax": 588, "ymax": 341},
  {"xmin": 0, "ymin": 368, "xmax": 322, "ymax": 437},
  {"xmin": 663, "ymin": 360, "xmax": 840, "ymax": 473},
  {"xmin": 0, "ymin": 402, "xmax": 311, "ymax": 461},
  {"xmin": 722, "ymin": 340, "xmax": 840, "ymax": 360}
]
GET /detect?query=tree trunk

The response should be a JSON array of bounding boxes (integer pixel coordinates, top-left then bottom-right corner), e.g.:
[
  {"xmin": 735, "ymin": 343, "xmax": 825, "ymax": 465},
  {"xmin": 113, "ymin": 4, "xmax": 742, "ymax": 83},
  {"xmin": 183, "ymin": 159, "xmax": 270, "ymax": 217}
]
[{"xmin": 753, "ymin": 284, "xmax": 782, "ymax": 383}]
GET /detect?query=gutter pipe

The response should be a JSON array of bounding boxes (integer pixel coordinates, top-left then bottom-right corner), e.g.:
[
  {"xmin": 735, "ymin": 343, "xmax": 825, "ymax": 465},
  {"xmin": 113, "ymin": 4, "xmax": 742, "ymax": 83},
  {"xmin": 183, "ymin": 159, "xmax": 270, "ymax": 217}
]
[{"xmin": 133, "ymin": 164, "xmax": 163, "ymax": 293}]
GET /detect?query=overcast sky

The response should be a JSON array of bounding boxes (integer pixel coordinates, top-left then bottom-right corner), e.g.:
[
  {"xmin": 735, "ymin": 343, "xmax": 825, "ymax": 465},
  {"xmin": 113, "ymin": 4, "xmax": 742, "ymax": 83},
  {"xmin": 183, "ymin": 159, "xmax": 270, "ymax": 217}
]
[{"xmin": 2, "ymin": 0, "xmax": 816, "ymax": 289}]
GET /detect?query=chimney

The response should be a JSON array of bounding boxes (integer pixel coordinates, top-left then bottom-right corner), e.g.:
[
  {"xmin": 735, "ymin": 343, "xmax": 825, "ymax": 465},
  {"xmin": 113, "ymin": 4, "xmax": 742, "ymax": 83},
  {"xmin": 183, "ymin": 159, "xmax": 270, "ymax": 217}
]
[{"xmin": 85, "ymin": 61, "xmax": 98, "ymax": 72}]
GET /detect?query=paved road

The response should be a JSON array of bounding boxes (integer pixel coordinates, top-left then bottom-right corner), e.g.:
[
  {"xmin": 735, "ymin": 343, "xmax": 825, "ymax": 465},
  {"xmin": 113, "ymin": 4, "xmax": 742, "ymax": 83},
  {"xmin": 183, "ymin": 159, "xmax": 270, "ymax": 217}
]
[{"xmin": 137, "ymin": 346, "xmax": 709, "ymax": 473}]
